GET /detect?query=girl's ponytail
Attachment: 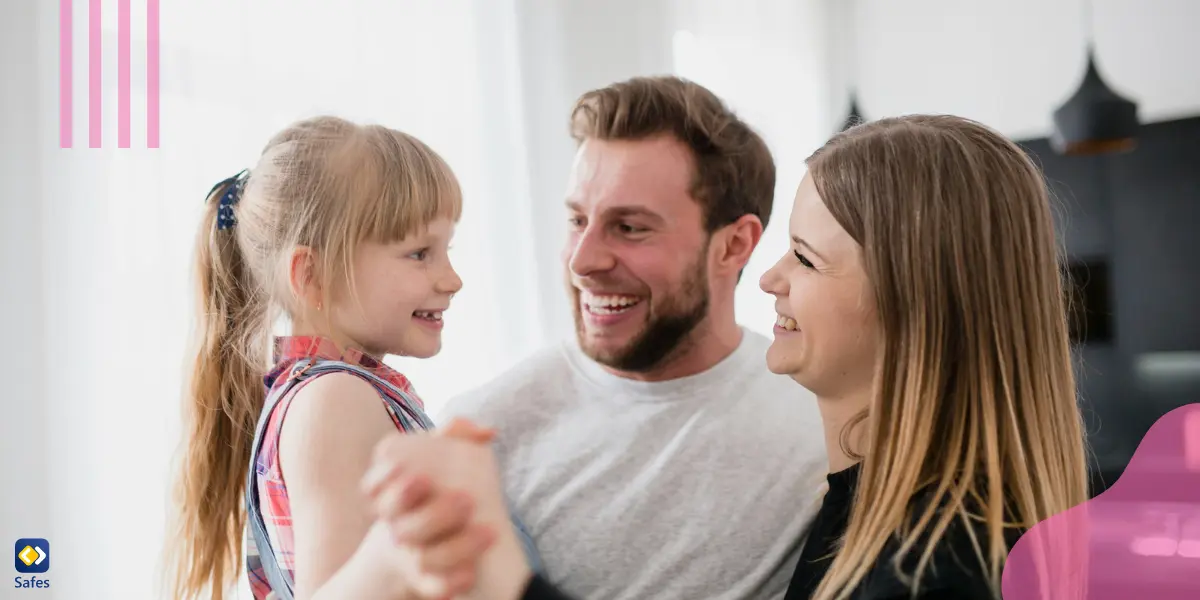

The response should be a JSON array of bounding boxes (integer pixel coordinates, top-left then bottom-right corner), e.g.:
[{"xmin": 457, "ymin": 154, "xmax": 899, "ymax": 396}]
[{"xmin": 170, "ymin": 173, "xmax": 271, "ymax": 600}]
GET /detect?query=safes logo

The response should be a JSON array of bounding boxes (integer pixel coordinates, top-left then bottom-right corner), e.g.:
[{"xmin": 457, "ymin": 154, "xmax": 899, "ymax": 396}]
[{"xmin": 13, "ymin": 538, "xmax": 50, "ymax": 590}]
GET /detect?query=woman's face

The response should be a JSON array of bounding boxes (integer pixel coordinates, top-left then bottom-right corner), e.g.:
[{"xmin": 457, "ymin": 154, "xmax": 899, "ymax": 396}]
[{"xmin": 759, "ymin": 174, "xmax": 881, "ymax": 399}]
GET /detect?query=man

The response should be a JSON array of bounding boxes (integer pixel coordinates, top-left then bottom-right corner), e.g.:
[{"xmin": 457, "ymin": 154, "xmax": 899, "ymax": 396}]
[{"xmin": 438, "ymin": 75, "xmax": 826, "ymax": 600}]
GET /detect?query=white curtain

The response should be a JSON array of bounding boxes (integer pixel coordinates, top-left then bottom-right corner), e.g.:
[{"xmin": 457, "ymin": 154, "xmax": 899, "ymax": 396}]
[
  {"xmin": 7, "ymin": 1, "xmax": 544, "ymax": 598},
  {"xmin": 1, "ymin": 1, "xmax": 833, "ymax": 598}
]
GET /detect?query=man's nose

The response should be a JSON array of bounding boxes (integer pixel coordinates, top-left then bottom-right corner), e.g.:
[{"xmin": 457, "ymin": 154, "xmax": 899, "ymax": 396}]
[{"xmin": 567, "ymin": 227, "xmax": 616, "ymax": 276}]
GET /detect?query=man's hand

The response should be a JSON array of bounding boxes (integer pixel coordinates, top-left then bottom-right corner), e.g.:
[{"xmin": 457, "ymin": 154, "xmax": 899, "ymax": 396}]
[{"xmin": 362, "ymin": 419, "xmax": 534, "ymax": 600}]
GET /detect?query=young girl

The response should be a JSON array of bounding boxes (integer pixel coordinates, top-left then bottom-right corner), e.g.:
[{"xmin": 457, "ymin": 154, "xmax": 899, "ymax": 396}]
[
  {"xmin": 168, "ymin": 116, "xmax": 531, "ymax": 600},
  {"xmin": 361, "ymin": 114, "xmax": 1092, "ymax": 600}
]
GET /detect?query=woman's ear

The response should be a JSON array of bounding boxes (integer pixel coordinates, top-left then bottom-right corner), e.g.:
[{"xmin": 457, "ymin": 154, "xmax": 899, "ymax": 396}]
[
  {"xmin": 714, "ymin": 214, "xmax": 765, "ymax": 278},
  {"xmin": 287, "ymin": 246, "xmax": 322, "ymax": 311}
]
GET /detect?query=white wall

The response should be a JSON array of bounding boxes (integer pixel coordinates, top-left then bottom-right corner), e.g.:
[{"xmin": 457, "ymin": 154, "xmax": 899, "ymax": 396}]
[
  {"xmin": 839, "ymin": 0, "xmax": 1200, "ymax": 140},
  {"xmin": 0, "ymin": 0, "xmax": 51, "ymax": 580}
]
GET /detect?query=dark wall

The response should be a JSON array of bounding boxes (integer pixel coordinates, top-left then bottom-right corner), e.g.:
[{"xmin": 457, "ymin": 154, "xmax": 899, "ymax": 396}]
[{"xmin": 1017, "ymin": 116, "xmax": 1200, "ymax": 488}]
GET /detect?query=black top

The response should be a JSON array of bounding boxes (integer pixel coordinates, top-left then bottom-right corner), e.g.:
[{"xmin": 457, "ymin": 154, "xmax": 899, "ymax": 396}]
[
  {"xmin": 519, "ymin": 463, "xmax": 1017, "ymax": 600},
  {"xmin": 783, "ymin": 463, "xmax": 1017, "ymax": 599},
  {"xmin": 783, "ymin": 463, "xmax": 860, "ymax": 599}
]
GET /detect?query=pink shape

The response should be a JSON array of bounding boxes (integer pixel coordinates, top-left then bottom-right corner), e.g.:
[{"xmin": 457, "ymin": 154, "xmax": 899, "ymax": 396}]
[
  {"xmin": 1002, "ymin": 403, "xmax": 1200, "ymax": 599},
  {"xmin": 147, "ymin": 0, "xmax": 159, "ymax": 148},
  {"xmin": 118, "ymin": 0, "xmax": 130, "ymax": 148},
  {"xmin": 1130, "ymin": 536, "xmax": 1178, "ymax": 556},
  {"xmin": 59, "ymin": 0, "xmax": 72, "ymax": 148},
  {"xmin": 88, "ymin": 0, "xmax": 100, "ymax": 148},
  {"xmin": 1185, "ymin": 410, "xmax": 1200, "ymax": 471}
]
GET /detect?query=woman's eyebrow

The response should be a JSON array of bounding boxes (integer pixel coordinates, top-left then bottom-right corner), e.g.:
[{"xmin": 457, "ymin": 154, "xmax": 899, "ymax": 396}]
[{"xmin": 791, "ymin": 235, "xmax": 829, "ymax": 262}]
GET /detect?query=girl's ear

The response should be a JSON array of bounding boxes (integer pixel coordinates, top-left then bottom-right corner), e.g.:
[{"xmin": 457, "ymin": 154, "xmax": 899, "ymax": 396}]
[{"xmin": 288, "ymin": 246, "xmax": 323, "ymax": 310}]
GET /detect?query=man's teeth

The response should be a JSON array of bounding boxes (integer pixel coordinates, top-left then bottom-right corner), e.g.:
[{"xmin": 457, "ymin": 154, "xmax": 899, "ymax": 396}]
[
  {"xmin": 414, "ymin": 310, "xmax": 442, "ymax": 321},
  {"xmin": 584, "ymin": 294, "xmax": 641, "ymax": 315},
  {"xmin": 775, "ymin": 315, "xmax": 798, "ymax": 331}
]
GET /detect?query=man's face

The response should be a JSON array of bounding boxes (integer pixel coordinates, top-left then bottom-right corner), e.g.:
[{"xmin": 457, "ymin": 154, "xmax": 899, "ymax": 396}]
[{"xmin": 562, "ymin": 135, "xmax": 713, "ymax": 372}]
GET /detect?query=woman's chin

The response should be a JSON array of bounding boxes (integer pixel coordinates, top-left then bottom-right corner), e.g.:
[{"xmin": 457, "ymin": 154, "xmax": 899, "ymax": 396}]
[{"xmin": 765, "ymin": 349, "xmax": 800, "ymax": 377}]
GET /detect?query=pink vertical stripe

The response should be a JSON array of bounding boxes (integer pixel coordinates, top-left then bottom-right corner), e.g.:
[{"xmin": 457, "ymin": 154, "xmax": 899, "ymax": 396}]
[
  {"xmin": 147, "ymin": 0, "xmax": 160, "ymax": 148},
  {"xmin": 88, "ymin": 0, "xmax": 101, "ymax": 148},
  {"xmin": 59, "ymin": 0, "xmax": 72, "ymax": 148},
  {"xmin": 118, "ymin": 0, "xmax": 130, "ymax": 148}
]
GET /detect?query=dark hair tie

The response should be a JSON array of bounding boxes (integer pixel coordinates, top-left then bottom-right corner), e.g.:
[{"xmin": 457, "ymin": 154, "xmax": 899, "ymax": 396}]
[{"xmin": 210, "ymin": 169, "xmax": 250, "ymax": 231}]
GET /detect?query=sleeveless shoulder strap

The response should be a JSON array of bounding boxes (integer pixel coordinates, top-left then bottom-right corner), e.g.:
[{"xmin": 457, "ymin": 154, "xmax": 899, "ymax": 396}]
[
  {"xmin": 245, "ymin": 359, "xmax": 310, "ymax": 600},
  {"xmin": 247, "ymin": 358, "xmax": 429, "ymax": 599},
  {"xmin": 297, "ymin": 360, "xmax": 436, "ymax": 432},
  {"xmin": 245, "ymin": 359, "xmax": 542, "ymax": 600}
]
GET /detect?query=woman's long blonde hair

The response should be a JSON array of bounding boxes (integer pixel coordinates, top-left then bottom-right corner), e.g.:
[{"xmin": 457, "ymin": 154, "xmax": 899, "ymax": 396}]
[
  {"xmin": 167, "ymin": 116, "xmax": 462, "ymax": 600},
  {"xmin": 807, "ymin": 115, "xmax": 1090, "ymax": 599}
]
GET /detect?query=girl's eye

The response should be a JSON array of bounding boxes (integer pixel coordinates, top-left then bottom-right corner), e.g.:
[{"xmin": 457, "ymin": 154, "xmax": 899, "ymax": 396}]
[
  {"xmin": 794, "ymin": 250, "xmax": 815, "ymax": 269},
  {"xmin": 409, "ymin": 248, "xmax": 429, "ymax": 261}
]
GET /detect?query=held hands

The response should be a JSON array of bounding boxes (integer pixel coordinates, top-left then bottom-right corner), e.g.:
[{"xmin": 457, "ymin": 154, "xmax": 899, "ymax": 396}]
[{"xmin": 361, "ymin": 419, "xmax": 533, "ymax": 600}]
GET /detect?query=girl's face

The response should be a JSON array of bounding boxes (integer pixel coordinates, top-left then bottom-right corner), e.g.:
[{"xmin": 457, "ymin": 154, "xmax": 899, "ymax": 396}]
[
  {"xmin": 326, "ymin": 217, "xmax": 462, "ymax": 359},
  {"xmin": 758, "ymin": 174, "xmax": 879, "ymax": 399}
]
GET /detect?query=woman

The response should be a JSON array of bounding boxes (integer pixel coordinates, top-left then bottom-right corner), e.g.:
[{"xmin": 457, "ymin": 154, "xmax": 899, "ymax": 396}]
[{"xmin": 362, "ymin": 114, "xmax": 1092, "ymax": 600}]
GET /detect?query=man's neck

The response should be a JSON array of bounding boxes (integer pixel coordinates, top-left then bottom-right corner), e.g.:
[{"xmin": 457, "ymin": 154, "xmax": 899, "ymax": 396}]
[{"xmin": 602, "ymin": 316, "xmax": 744, "ymax": 383}]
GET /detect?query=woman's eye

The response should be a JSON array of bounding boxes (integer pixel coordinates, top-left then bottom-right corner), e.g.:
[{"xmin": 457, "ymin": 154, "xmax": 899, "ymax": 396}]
[{"xmin": 794, "ymin": 250, "xmax": 815, "ymax": 269}]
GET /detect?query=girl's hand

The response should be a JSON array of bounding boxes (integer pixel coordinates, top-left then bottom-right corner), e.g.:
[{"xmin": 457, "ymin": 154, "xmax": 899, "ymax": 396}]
[{"xmin": 362, "ymin": 516, "xmax": 490, "ymax": 599}]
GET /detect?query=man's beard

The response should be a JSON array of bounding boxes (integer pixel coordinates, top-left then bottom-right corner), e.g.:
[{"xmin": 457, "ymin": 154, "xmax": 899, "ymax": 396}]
[{"xmin": 571, "ymin": 253, "xmax": 710, "ymax": 373}]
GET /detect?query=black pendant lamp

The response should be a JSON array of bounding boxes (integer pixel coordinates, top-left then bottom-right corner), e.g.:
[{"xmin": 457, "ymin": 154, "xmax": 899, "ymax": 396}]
[
  {"xmin": 840, "ymin": 93, "xmax": 867, "ymax": 132},
  {"xmin": 1051, "ymin": 0, "xmax": 1139, "ymax": 155}
]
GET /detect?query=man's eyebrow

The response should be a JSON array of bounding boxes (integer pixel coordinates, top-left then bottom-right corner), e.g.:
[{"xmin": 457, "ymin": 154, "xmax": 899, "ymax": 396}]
[
  {"xmin": 791, "ymin": 235, "xmax": 828, "ymax": 262},
  {"xmin": 565, "ymin": 201, "xmax": 665, "ymax": 225},
  {"xmin": 607, "ymin": 205, "xmax": 665, "ymax": 224}
]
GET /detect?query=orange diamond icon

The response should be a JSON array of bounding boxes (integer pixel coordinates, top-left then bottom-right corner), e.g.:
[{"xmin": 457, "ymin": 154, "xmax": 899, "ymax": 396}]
[{"xmin": 17, "ymin": 545, "xmax": 37, "ymax": 567}]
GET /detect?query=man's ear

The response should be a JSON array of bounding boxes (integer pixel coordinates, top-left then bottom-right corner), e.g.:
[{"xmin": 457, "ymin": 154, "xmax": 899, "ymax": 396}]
[
  {"xmin": 713, "ymin": 214, "xmax": 764, "ymax": 280},
  {"xmin": 287, "ymin": 246, "xmax": 323, "ymax": 310}
]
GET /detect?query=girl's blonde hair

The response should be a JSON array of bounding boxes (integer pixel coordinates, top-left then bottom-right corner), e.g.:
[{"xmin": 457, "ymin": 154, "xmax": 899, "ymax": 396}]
[
  {"xmin": 168, "ymin": 116, "xmax": 462, "ymax": 600},
  {"xmin": 806, "ymin": 115, "xmax": 1090, "ymax": 599}
]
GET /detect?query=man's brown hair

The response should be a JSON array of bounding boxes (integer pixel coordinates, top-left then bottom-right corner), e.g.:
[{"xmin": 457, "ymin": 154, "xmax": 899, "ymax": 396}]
[{"xmin": 569, "ymin": 75, "xmax": 776, "ymax": 233}]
